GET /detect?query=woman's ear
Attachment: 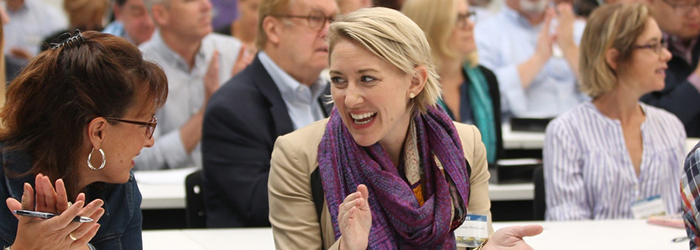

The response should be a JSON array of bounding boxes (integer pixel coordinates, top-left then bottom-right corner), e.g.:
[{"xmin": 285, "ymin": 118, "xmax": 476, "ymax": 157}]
[
  {"xmin": 605, "ymin": 48, "xmax": 620, "ymax": 71},
  {"xmin": 87, "ymin": 118, "xmax": 107, "ymax": 150},
  {"xmin": 408, "ymin": 66, "xmax": 428, "ymax": 98}
]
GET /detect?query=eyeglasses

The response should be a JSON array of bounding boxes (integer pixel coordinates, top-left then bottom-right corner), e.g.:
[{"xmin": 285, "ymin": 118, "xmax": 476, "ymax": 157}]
[
  {"xmin": 661, "ymin": 0, "xmax": 700, "ymax": 15},
  {"xmin": 456, "ymin": 11, "xmax": 476, "ymax": 29},
  {"xmin": 273, "ymin": 10, "xmax": 336, "ymax": 30},
  {"xmin": 633, "ymin": 39, "xmax": 669, "ymax": 54},
  {"xmin": 105, "ymin": 116, "xmax": 158, "ymax": 139}
]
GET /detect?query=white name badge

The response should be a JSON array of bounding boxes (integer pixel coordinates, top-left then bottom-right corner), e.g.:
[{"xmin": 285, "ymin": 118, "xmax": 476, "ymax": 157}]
[
  {"xmin": 455, "ymin": 214, "xmax": 488, "ymax": 248},
  {"xmin": 631, "ymin": 195, "xmax": 666, "ymax": 220}
]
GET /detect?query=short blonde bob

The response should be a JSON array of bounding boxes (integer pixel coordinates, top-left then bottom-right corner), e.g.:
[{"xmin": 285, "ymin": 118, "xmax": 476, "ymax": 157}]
[
  {"xmin": 402, "ymin": 0, "xmax": 478, "ymax": 68},
  {"xmin": 327, "ymin": 7, "xmax": 441, "ymax": 114},
  {"xmin": 579, "ymin": 3, "xmax": 651, "ymax": 98}
]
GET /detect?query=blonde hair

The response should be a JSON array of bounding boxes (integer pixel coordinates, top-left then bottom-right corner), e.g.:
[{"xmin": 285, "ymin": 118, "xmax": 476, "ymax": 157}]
[
  {"xmin": 64, "ymin": 0, "xmax": 109, "ymax": 29},
  {"xmin": 579, "ymin": 3, "xmax": 650, "ymax": 98},
  {"xmin": 328, "ymin": 7, "xmax": 441, "ymax": 114},
  {"xmin": 256, "ymin": 0, "xmax": 293, "ymax": 50}
]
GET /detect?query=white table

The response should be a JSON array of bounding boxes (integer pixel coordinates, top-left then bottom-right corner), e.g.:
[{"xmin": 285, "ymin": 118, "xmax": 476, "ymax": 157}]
[
  {"xmin": 502, "ymin": 123, "xmax": 546, "ymax": 150},
  {"xmin": 137, "ymin": 135, "xmax": 700, "ymax": 209},
  {"xmin": 142, "ymin": 220, "xmax": 688, "ymax": 249},
  {"xmin": 502, "ymin": 123, "xmax": 700, "ymax": 152},
  {"xmin": 138, "ymin": 181, "xmax": 532, "ymax": 209}
]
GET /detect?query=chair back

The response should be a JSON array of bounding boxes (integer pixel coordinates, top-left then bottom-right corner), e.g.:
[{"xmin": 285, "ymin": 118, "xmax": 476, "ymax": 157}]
[
  {"xmin": 185, "ymin": 170, "xmax": 207, "ymax": 228},
  {"xmin": 533, "ymin": 166, "xmax": 546, "ymax": 220}
]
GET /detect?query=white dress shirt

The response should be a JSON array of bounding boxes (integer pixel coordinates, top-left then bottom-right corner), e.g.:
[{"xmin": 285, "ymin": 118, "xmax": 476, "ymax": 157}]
[
  {"xmin": 136, "ymin": 31, "xmax": 241, "ymax": 170},
  {"xmin": 475, "ymin": 5, "xmax": 588, "ymax": 118},
  {"xmin": 3, "ymin": 0, "xmax": 66, "ymax": 57},
  {"xmin": 257, "ymin": 51, "xmax": 327, "ymax": 130}
]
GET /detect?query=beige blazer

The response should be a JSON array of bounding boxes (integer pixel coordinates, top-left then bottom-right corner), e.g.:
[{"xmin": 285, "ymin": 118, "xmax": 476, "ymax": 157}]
[{"xmin": 269, "ymin": 119, "xmax": 492, "ymax": 250}]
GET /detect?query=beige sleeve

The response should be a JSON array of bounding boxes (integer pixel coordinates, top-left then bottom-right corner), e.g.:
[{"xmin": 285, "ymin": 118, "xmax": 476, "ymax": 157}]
[
  {"xmin": 269, "ymin": 135, "xmax": 324, "ymax": 250},
  {"xmin": 464, "ymin": 125, "xmax": 494, "ymax": 234}
]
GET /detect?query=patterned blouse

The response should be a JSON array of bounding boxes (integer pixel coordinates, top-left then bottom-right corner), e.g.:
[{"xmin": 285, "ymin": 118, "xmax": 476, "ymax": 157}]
[{"xmin": 544, "ymin": 102, "xmax": 686, "ymax": 220}]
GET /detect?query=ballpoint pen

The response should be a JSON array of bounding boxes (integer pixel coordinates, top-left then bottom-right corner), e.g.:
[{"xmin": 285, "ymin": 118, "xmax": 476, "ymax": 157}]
[{"xmin": 13, "ymin": 210, "xmax": 93, "ymax": 223}]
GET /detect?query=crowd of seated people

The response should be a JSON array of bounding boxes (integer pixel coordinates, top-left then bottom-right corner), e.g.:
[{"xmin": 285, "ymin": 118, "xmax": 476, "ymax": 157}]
[{"xmin": 2, "ymin": 0, "xmax": 700, "ymax": 249}]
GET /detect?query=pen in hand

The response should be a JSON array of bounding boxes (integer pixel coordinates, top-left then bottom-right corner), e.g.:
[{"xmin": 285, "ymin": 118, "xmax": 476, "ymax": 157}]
[{"xmin": 13, "ymin": 209, "xmax": 94, "ymax": 223}]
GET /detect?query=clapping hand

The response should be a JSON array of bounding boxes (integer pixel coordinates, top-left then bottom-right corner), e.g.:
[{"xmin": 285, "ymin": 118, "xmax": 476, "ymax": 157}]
[
  {"xmin": 338, "ymin": 184, "xmax": 372, "ymax": 250},
  {"xmin": 534, "ymin": 9, "xmax": 556, "ymax": 63},
  {"xmin": 230, "ymin": 45, "xmax": 255, "ymax": 77},
  {"xmin": 554, "ymin": 3, "xmax": 576, "ymax": 52},
  {"xmin": 5, "ymin": 174, "xmax": 105, "ymax": 250}
]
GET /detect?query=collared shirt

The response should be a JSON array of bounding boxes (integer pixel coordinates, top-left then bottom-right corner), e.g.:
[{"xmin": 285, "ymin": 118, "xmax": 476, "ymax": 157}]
[
  {"xmin": 102, "ymin": 20, "xmax": 135, "ymax": 44},
  {"xmin": 474, "ymin": 5, "xmax": 588, "ymax": 118},
  {"xmin": 544, "ymin": 102, "xmax": 686, "ymax": 221},
  {"xmin": 682, "ymin": 142, "xmax": 700, "ymax": 249},
  {"xmin": 137, "ymin": 31, "xmax": 241, "ymax": 170},
  {"xmin": 258, "ymin": 51, "xmax": 327, "ymax": 130},
  {"xmin": 3, "ymin": 0, "xmax": 66, "ymax": 57}
]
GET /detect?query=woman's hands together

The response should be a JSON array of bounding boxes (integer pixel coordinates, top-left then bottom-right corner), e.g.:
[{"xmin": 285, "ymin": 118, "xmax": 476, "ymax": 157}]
[
  {"xmin": 5, "ymin": 174, "xmax": 105, "ymax": 250},
  {"xmin": 338, "ymin": 184, "xmax": 372, "ymax": 250}
]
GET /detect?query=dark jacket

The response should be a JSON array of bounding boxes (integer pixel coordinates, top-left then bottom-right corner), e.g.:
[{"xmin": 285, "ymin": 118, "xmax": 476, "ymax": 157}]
[
  {"xmin": 641, "ymin": 37, "xmax": 700, "ymax": 137},
  {"xmin": 0, "ymin": 144, "xmax": 143, "ymax": 249},
  {"xmin": 444, "ymin": 65, "xmax": 504, "ymax": 163},
  {"xmin": 201, "ymin": 54, "xmax": 331, "ymax": 228}
]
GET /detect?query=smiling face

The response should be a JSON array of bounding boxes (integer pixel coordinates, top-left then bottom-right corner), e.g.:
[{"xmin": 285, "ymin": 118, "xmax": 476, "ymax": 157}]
[
  {"xmin": 330, "ymin": 39, "xmax": 424, "ymax": 149},
  {"xmin": 617, "ymin": 18, "xmax": 672, "ymax": 94},
  {"xmin": 448, "ymin": 0, "xmax": 477, "ymax": 58},
  {"xmin": 92, "ymin": 100, "xmax": 156, "ymax": 183}
]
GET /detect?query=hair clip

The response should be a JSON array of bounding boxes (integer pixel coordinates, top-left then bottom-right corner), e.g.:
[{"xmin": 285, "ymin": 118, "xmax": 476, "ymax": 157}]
[{"xmin": 50, "ymin": 29, "xmax": 86, "ymax": 50}]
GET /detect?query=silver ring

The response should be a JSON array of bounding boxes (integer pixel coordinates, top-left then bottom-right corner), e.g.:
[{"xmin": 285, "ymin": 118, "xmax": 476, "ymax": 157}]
[{"xmin": 69, "ymin": 233, "xmax": 77, "ymax": 241}]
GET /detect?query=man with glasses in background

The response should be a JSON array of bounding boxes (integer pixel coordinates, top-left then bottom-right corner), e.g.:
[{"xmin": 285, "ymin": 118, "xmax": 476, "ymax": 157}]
[
  {"xmin": 642, "ymin": 0, "xmax": 700, "ymax": 137},
  {"xmin": 136, "ymin": 0, "xmax": 253, "ymax": 171},
  {"xmin": 201, "ymin": 0, "xmax": 337, "ymax": 228}
]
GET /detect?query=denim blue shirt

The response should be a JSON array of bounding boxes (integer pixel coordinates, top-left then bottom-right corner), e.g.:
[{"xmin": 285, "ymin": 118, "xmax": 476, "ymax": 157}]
[
  {"xmin": 0, "ymin": 145, "xmax": 143, "ymax": 249},
  {"xmin": 474, "ymin": 5, "xmax": 588, "ymax": 118}
]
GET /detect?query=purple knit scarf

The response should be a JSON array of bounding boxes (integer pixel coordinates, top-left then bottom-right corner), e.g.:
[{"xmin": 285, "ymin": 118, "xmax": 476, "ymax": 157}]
[{"xmin": 318, "ymin": 106, "xmax": 470, "ymax": 249}]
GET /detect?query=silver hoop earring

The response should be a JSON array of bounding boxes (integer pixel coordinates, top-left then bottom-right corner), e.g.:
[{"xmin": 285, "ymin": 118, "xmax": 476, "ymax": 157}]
[{"xmin": 87, "ymin": 148, "xmax": 106, "ymax": 170}]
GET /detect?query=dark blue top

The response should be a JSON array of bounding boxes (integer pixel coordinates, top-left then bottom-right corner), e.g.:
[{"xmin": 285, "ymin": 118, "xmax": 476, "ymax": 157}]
[
  {"xmin": 0, "ymin": 144, "xmax": 143, "ymax": 249},
  {"xmin": 641, "ymin": 36, "xmax": 700, "ymax": 137}
]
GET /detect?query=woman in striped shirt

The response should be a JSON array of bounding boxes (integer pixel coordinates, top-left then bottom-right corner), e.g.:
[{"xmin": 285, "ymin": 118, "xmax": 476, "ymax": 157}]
[{"xmin": 544, "ymin": 3, "xmax": 686, "ymax": 221}]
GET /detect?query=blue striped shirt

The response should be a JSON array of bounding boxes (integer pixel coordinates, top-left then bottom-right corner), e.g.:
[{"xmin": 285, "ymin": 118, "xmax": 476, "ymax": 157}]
[{"xmin": 544, "ymin": 102, "xmax": 686, "ymax": 220}]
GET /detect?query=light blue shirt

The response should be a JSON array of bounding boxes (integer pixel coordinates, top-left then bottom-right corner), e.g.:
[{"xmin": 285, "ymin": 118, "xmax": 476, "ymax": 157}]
[
  {"xmin": 257, "ymin": 51, "xmax": 327, "ymax": 130},
  {"xmin": 102, "ymin": 20, "xmax": 135, "ymax": 44},
  {"xmin": 3, "ymin": 0, "xmax": 66, "ymax": 57},
  {"xmin": 544, "ymin": 102, "xmax": 686, "ymax": 220},
  {"xmin": 136, "ymin": 31, "xmax": 241, "ymax": 170},
  {"xmin": 474, "ymin": 5, "xmax": 588, "ymax": 118}
]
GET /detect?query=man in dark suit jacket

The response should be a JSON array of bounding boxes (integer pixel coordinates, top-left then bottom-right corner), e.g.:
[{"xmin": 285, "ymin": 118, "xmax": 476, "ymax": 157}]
[
  {"xmin": 201, "ymin": 0, "xmax": 338, "ymax": 228},
  {"xmin": 642, "ymin": 0, "xmax": 700, "ymax": 137}
]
